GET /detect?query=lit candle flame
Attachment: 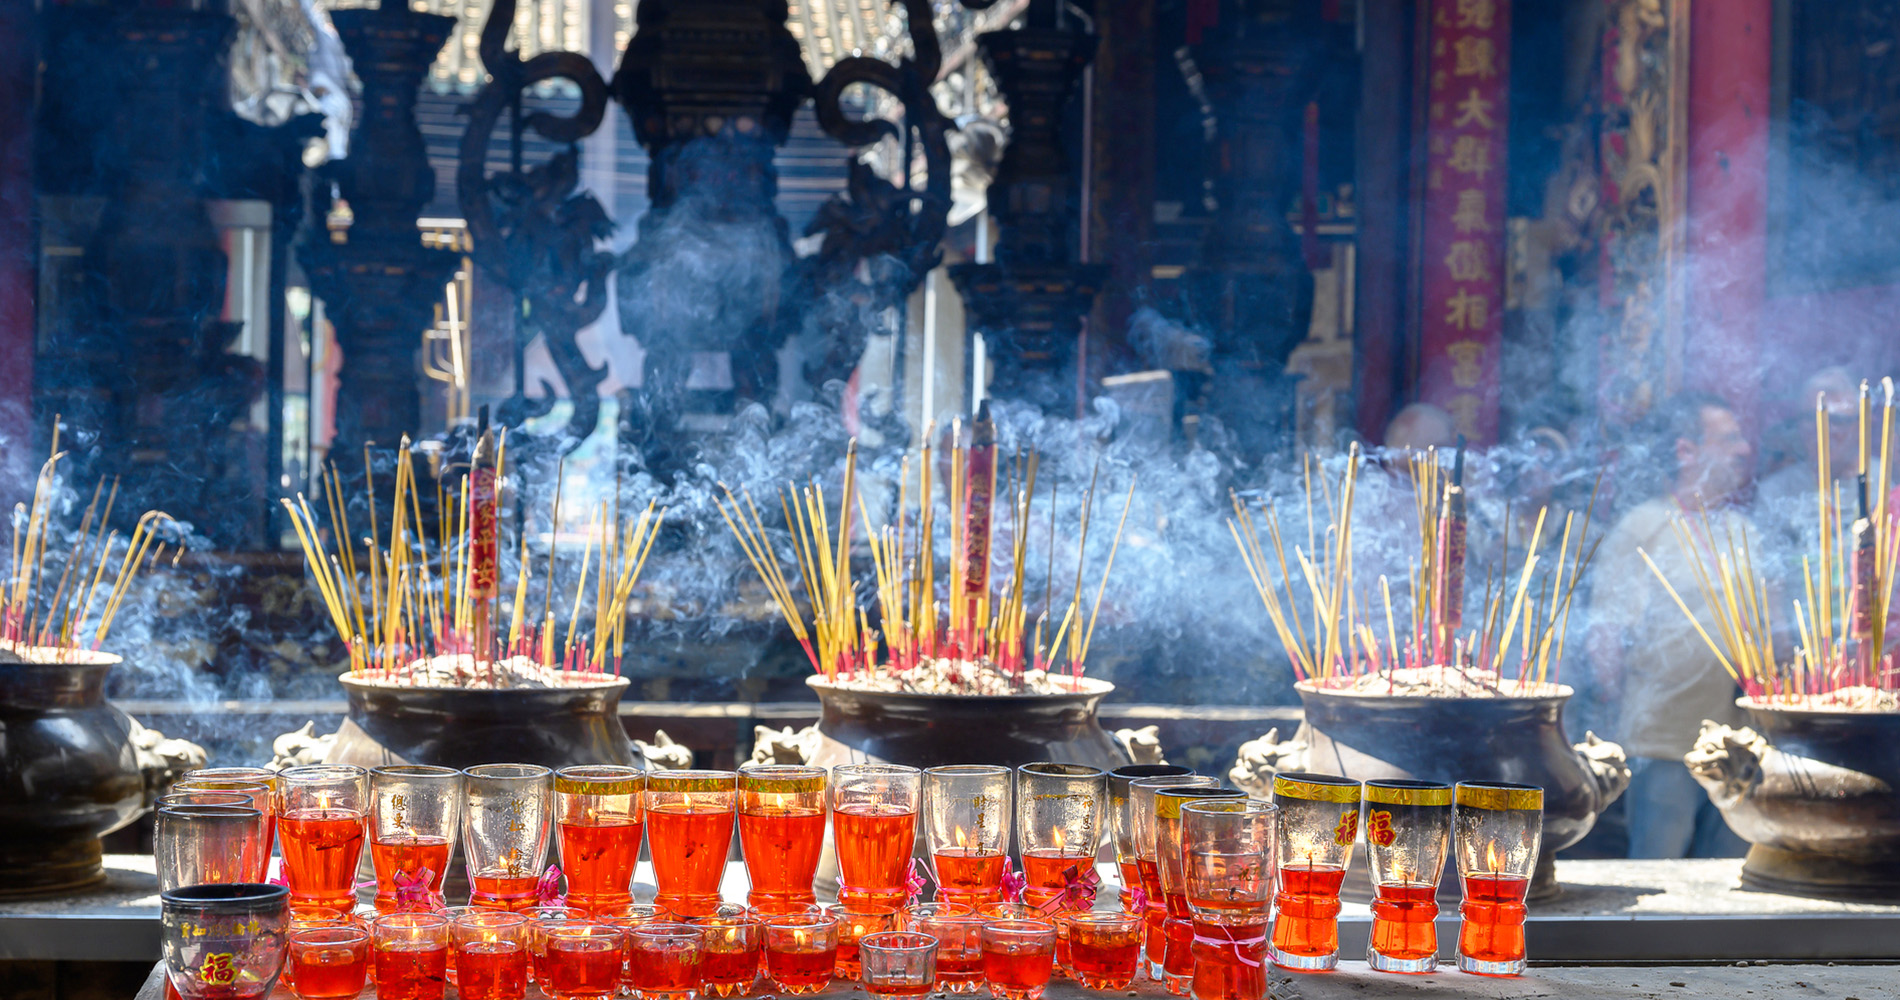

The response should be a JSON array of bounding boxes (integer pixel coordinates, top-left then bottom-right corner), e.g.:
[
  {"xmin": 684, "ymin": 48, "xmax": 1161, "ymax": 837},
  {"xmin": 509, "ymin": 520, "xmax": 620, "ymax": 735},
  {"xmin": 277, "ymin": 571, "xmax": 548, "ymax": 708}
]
[
  {"xmin": 954, "ymin": 826, "xmax": 971, "ymax": 850},
  {"xmin": 1484, "ymin": 840, "xmax": 1501, "ymax": 874},
  {"xmin": 1053, "ymin": 826, "xmax": 1067, "ymax": 852}
]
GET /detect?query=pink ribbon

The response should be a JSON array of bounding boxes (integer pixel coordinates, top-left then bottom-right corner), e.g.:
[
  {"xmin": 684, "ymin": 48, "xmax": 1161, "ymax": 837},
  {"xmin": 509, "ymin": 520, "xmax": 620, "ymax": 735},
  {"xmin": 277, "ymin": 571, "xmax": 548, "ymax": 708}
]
[
  {"xmin": 266, "ymin": 857, "xmax": 288, "ymax": 889},
  {"xmin": 1129, "ymin": 885, "xmax": 1149, "ymax": 912},
  {"xmin": 536, "ymin": 865, "xmax": 566, "ymax": 906},
  {"xmin": 394, "ymin": 867, "xmax": 445, "ymax": 912},
  {"xmin": 999, "ymin": 858, "xmax": 1026, "ymax": 904},
  {"xmin": 905, "ymin": 859, "xmax": 931, "ymax": 904},
  {"xmin": 1036, "ymin": 862, "xmax": 1101, "ymax": 915}
]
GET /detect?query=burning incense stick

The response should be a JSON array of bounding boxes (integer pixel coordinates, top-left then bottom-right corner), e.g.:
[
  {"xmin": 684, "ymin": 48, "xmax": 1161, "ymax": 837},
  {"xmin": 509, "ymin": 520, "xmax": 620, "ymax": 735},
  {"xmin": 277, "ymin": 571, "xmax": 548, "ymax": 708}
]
[
  {"xmin": 281, "ymin": 441, "xmax": 664, "ymax": 683},
  {"xmin": 1231, "ymin": 444, "xmax": 1599, "ymax": 690},
  {"xmin": 719, "ymin": 431, "xmax": 1137, "ymax": 690},
  {"xmin": 1647, "ymin": 380, "xmax": 1898, "ymax": 702}
]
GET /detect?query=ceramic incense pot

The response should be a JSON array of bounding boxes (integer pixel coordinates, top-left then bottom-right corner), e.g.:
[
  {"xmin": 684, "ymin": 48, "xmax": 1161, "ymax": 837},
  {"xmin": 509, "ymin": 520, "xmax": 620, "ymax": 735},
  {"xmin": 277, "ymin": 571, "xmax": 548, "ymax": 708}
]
[
  {"xmin": 804, "ymin": 676, "xmax": 1129, "ymax": 771},
  {"xmin": 1690, "ymin": 700, "xmax": 1900, "ymax": 902}
]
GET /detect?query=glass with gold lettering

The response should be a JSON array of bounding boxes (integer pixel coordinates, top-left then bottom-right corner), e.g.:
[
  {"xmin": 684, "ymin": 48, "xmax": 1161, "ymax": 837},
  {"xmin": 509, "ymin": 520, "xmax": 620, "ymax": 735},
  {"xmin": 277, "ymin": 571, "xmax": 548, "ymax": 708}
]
[
  {"xmin": 1453, "ymin": 781, "xmax": 1542, "ymax": 976},
  {"xmin": 1268, "ymin": 773, "xmax": 1361, "ymax": 972},
  {"xmin": 463, "ymin": 764, "xmax": 554, "ymax": 913},
  {"xmin": 370, "ymin": 765, "xmax": 462, "ymax": 913},
  {"xmin": 160, "ymin": 883, "xmax": 291, "ymax": 1000},
  {"xmin": 1363, "ymin": 780, "xmax": 1453, "ymax": 974}
]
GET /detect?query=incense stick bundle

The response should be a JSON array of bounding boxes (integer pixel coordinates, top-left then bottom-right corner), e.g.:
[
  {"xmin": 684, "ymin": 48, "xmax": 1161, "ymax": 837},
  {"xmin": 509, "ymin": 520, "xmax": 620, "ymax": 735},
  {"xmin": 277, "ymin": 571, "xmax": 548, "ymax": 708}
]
[
  {"xmin": 1231, "ymin": 444, "xmax": 1600, "ymax": 691},
  {"xmin": 281, "ymin": 439, "xmax": 665, "ymax": 684},
  {"xmin": 719, "ymin": 429, "xmax": 1137, "ymax": 691}
]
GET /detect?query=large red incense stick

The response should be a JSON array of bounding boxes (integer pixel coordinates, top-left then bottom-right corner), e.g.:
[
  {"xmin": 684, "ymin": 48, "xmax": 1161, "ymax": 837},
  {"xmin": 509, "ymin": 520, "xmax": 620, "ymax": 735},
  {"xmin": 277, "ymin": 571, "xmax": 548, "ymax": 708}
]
[
  {"xmin": 1432, "ymin": 439, "xmax": 1468, "ymax": 666},
  {"xmin": 961, "ymin": 402, "xmax": 997, "ymax": 646},
  {"xmin": 469, "ymin": 408, "xmax": 500, "ymax": 669}
]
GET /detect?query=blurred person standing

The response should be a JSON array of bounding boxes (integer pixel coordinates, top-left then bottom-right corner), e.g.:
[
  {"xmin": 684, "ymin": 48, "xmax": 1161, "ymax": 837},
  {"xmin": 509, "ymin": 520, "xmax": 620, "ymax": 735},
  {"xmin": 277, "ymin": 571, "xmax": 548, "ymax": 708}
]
[{"xmin": 1585, "ymin": 394, "xmax": 1755, "ymax": 859}]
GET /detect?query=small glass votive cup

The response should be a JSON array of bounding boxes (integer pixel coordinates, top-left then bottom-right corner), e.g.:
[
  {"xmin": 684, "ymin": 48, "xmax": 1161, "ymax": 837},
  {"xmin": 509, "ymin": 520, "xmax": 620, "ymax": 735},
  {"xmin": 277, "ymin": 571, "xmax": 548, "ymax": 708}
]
[
  {"xmin": 450, "ymin": 909, "xmax": 530, "ymax": 1000},
  {"xmin": 860, "ymin": 931, "xmax": 938, "ymax": 1000},
  {"xmin": 1454, "ymin": 781, "xmax": 1543, "ymax": 977},
  {"xmin": 542, "ymin": 923, "xmax": 625, "ymax": 1000},
  {"xmin": 527, "ymin": 910, "xmax": 587, "ymax": 986},
  {"xmin": 160, "ymin": 883, "xmax": 290, "ymax": 1000},
  {"xmin": 905, "ymin": 906, "xmax": 984, "ymax": 994},
  {"xmin": 828, "ymin": 901, "xmax": 899, "ymax": 980},
  {"xmin": 978, "ymin": 919, "xmax": 1057, "ymax": 1000},
  {"xmin": 369, "ymin": 765, "xmax": 462, "ymax": 914},
  {"xmin": 155, "ymin": 805, "xmax": 266, "ymax": 892},
  {"xmin": 1014, "ymin": 763, "xmax": 1107, "ymax": 912},
  {"xmin": 281, "ymin": 905, "xmax": 350, "ymax": 993},
  {"xmin": 371, "ymin": 912, "xmax": 450, "ymax": 1000},
  {"xmin": 278, "ymin": 765, "xmax": 369, "ymax": 914},
  {"xmin": 462, "ymin": 764, "xmax": 553, "ymax": 913},
  {"xmin": 691, "ymin": 907, "xmax": 762, "ymax": 997},
  {"xmin": 626, "ymin": 922, "xmax": 705, "ymax": 1000},
  {"xmin": 737, "ymin": 764, "xmax": 827, "ymax": 913},
  {"xmin": 1063, "ymin": 911, "xmax": 1141, "ymax": 990},
  {"xmin": 830, "ymin": 763, "xmax": 921, "ymax": 908},
  {"xmin": 762, "ymin": 910, "xmax": 840, "ymax": 995},
  {"xmin": 288, "ymin": 926, "xmax": 371, "ymax": 1000},
  {"xmin": 922, "ymin": 764, "xmax": 1012, "ymax": 911},
  {"xmin": 1363, "ymin": 779, "xmax": 1453, "ymax": 974},
  {"xmin": 1269, "ymin": 772, "xmax": 1362, "ymax": 973}
]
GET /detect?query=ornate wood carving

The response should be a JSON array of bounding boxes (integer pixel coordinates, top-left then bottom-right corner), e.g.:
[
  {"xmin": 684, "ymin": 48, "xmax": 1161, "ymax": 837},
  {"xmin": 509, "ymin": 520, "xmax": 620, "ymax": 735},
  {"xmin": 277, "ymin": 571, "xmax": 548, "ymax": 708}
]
[{"xmin": 1597, "ymin": 0, "xmax": 1689, "ymax": 425}]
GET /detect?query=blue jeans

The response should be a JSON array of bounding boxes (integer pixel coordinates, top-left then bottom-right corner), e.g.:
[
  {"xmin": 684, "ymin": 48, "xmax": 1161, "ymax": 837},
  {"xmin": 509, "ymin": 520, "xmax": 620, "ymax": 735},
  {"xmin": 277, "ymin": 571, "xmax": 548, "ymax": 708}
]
[{"xmin": 1625, "ymin": 757, "xmax": 1747, "ymax": 859}]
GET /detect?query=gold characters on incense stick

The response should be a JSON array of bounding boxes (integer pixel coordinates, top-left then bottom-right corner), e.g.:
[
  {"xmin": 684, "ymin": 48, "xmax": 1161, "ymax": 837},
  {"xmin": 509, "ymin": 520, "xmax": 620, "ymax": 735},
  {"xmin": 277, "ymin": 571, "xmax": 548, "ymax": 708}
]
[
  {"xmin": 1230, "ymin": 441, "xmax": 1602, "ymax": 694},
  {"xmin": 3, "ymin": 421, "xmax": 176, "ymax": 660},
  {"xmin": 1645, "ymin": 379, "xmax": 1898, "ymax": 707},
  {"xmin": 280, "ymin": 422, "xmax": 665, "ymax": 685},
  {"xmin": 718, "ymin": 406, "xmax": 1137, "ymax": 694}
]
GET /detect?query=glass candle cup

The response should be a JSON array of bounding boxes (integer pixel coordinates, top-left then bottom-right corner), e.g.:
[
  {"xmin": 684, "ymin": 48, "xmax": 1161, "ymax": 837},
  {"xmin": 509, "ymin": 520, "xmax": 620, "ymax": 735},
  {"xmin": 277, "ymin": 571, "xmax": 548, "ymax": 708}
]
[
  {"xmin": 554, "ymin": 765, "xmax": 646, "ymax": 916},
  {"xmin": 542, "ymin": 923, "xmax": 625, "ymax": 1000},
  {"xmin": 451, "ymin": 909, "xmax": 530, "ymax": 1000},
  {"xmin": 1063, "ymin": 911, "xmax": 1141, "ymax": 990},
  {"xmin": 923, "ymin": 765, "xmax": 1012, "ymax": 911},
  {"xmin": 463, "ymin": 764, "xmax": 553, "ymax": 913},
  {"xmin": 288, "ymin": 925, "xmax": 371, "ymax": 1000},
  {"xmin": 828, "ymin": 901, "xmax": 899, "ymax": 980},
  {"xmin": 860, "ymin": 931, "xmax": 937, "ymax": 1000},
  {"xmin": 369, "ymin": 765, "xmax": 462, "ymax": 914},
  {"xmin": 1181, "ymin": 799, "xmax": 1277, "ymax": 1000},
  {"xmin": 979, "ymin": 918, "xmax": 1057, "ymax": 1000},
  {"xmin": 172, "ymin": 778, "xmax": 276, "ymax": 883},
  {"xmin": 278, "ymin": 765, "xmax": 368, "ymax": 913},
  {"xmin": 737, "ymin": 764, "xmax": 826, "ymax": 913},
  {"xmin": 831, "ymin": 763, "xmax": 921, "ymax": 908},
  {"xmin": 691, "ymin": 908, "xmax": 762, "ymax": 997},
  {"xmin": 1153, "ymin": 786, "xmax": 1244, "ymax": 993},
  {"xmin": 528, "ymin": 909, "xmax": 588, "ymax": 986},
  {"xmin": 1269, "ymin": 773, "xmax": 1362, "ymax": 972},
  {"xmin": 646, "ymin": 770, "xmax": 737, "ymax": 918},
  {"xmin": 1453, "ymin": 782, "xmax": 1542, "ymax": 977},
  {"xmin": 281, "ymin": 905, "xmax": 350, "ymax": 993},
  {"xmin": 1107, "ymin": 765, "xmax": 1193, "ymax": 912},
  {"xmin": 904, "ymin": 907, "xmax": 984, "ymax": 994},
  {"xmin": 626, "ymin": 922, "xmax": 705, "ymax": 1000},
  {"xmin": 1362, "ymin": 780, "xmax": 1453, "ymax": 974},
  {"xmin": 1130, "ymin": 774, "xmax": 1220, "ymax": 978},
  {"xmin": 762, "ymin": 910, "xmax": 840, "ymax": 995},
  {"xmin": 160, "ymin": 883, "xmax": 291, "ymax": 1000},
  {"xmin": 1014, "ymin": 763, "xmax": 1106, "ymax": 913},
  {"xmin": 372, "ymin": 912, "xmax": 451, "ymax": 1000},
  {"xmin": 155, "ymin": 805, "xmax": 267, "ymax": 892},
  {"xmin": 182, "ymin": 767, "xmax": 282, "ymax": 881}
]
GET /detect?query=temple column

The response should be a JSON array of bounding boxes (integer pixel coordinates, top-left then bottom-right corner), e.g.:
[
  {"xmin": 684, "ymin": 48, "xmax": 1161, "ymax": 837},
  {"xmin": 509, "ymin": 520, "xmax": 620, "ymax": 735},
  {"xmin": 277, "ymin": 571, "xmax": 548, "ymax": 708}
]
[{"xmin": 0, "ymin": 1, "xmax": 32, "ymax": 450}]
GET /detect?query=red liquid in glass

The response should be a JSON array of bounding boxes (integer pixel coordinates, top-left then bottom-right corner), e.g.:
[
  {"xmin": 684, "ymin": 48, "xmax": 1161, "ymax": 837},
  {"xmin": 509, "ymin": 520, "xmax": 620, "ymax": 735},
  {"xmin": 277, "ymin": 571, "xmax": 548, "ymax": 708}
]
[
  {"xmin": 1271, "ymin": 864, "xmax": 1345, "ymax": 961},
  {"xmin": 1067, "ymin": 929, "xmax": 1140, "ymax": 989},
  {"xmin": 1458, "ymin": 873, "xmax": 1529, "ymax": 969},
  {"xmin": 470, "ymin": 871, "xmax": 541, "ymax": 913},
  {"xmin": 1117, "ymin": 860, "xmax": 1142, "ymax": 912},
  {"xmin": 700, "ymin": 942, "xmax": 761, "ymax": 995},
  {"xmin": 371, "ymin": 834, "xmax": 451, "ymax": 909},
  {"xmin": 456, "ymin": 941, "xmax": 529, "ymax": 1000},
  {"xmin": 560, "ymin": 818, "xmax": 644, "ymax": 913},
  {"xmin": 290, "ymin": 945, "xmax": 369, "ymax": 999},
  {"xmin": 546, "ymin": 937, "xmax": 623, "ymax": 999},
  {"xmin": 628, "ymin": 945, "xmax": 702, "ymax": 995},
  {"xmin": 1370, "ymin": 881, "xmax": 1439, "ymax": 964},
  {"xmin": 936, "ymin": 950, "xmax": 984, "ymax": 986},
  {"xmin": 1020, "ymin": 849, "xmax": 1094, "ymax": 909},
  {"xmin": 765, "ymin": 945, "xmax": 837, "ymax": 994},
  {"xmin": 981, "ymin": 944, "xmax": 1054, "ymax": 998},
  {"xmin": 1188, "ymin": 920, "xmax": 1269, "ymax": 1000},
  {"xmin": 933, "ymin": 848, "xmax": 1005, "ymax": 907},
  {"xmin": 739, "ymin": 806, "xmax": 824, "ymax": 909},
  {"xmin": 833, "ymin": 804, "xmax": 915, "ymax": 907},
  {"xmin": 1161, "ymin": 915, "xmax": 1195, "ymax": 989},
  {"xmin": 279, "ymin": 809, "xmax": 366, "ymax": 911},
  {"xmin": 1137, "ymin": 858, "xmax": 1166, "ymax": 972},
  {"xmin": 835, "ymin": 938, "xmax": 863, "ymax": 980},
  {"xmin": 375, "ymin": 943, "xmax": 449, "ymax": 1000},
  {"xmin": 647, "ymin": 804, "xmax": 736, "ymax": 917},
  {"xmin": 868, "ymin": 982, "xmax": 933, "ymax": 1000}
]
